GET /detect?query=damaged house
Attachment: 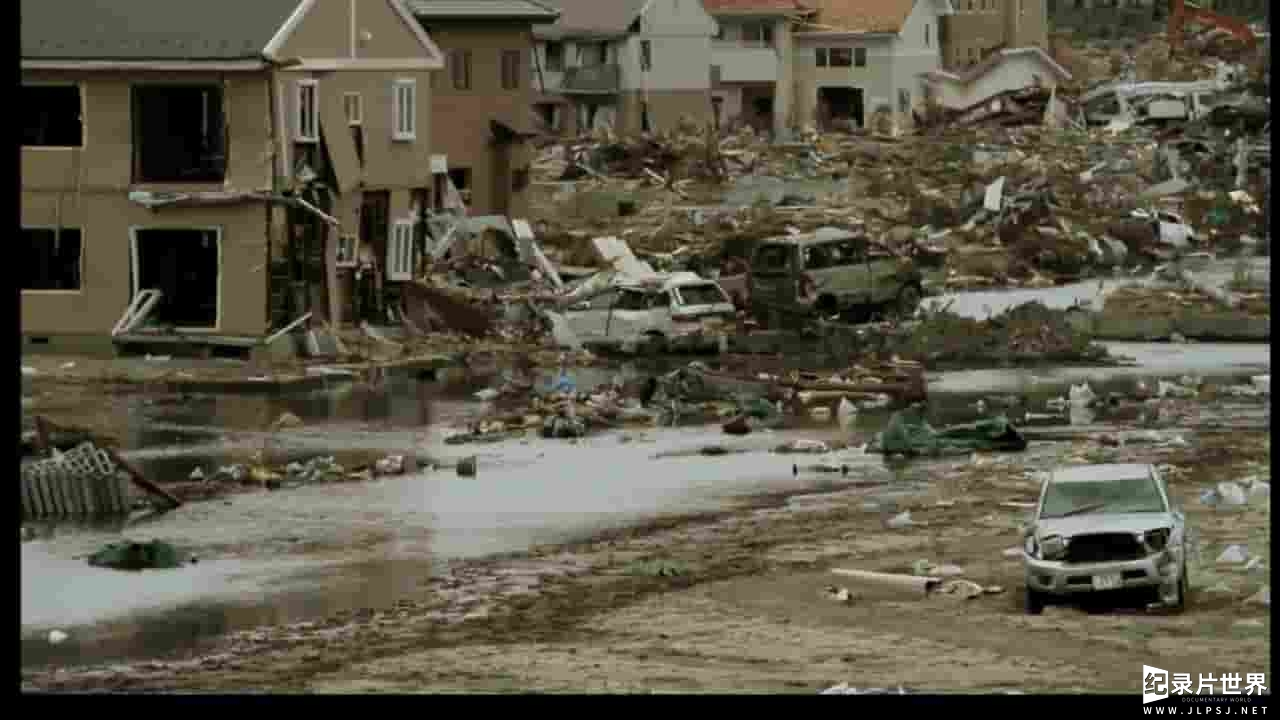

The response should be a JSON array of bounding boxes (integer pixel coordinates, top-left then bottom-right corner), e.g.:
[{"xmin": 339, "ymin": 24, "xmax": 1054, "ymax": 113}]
[
  {"xmin": 21, "ymin": 0, "xmax": 444, "ymax": 355},
  {"xmin": 922, "ymin": 45, "xmax": 1071, "ymax": 111},
  {"xmin": 704, "ymin": 0, "xmax": 813, "ymax": 138},
  {"xmin": 793, "ymin": 0, "xmax": 955, "ymax": 132},
  {"xmin": 408, "ymin": 0, "xmax": 561, "ymax": 218},
  {"xmin": 531, "ymin": 0, "xmax": 719, "ymax": 136}
]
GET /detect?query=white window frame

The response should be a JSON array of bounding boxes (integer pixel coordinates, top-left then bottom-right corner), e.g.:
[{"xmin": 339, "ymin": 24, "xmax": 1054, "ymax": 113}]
[
  {"xmin": 392, "ymin": 79, "xmax": 417, "ymax": 142},
  {"xmin": 336, "ymin": 234, "xmax": 359, "ymax": 268},
  {"xmin": 387, "ymin": 220, "xmax": 415, "ymax": 281},
  {"xmin": 294, "ymin": 78, "xmax": 319, "ymax": 143},
  {"xmin": 343, "ymin": 92, "xmax": 363, "ymax": 126}
]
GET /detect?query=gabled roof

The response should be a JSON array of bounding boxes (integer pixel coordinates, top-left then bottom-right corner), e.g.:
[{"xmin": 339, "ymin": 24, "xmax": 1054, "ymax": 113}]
[
  {"xmin": 799, "ymin": 0, "xmax": 917, "ymax": 34},
  {"xmin": 534, "ymin": 0, "xmax": 649, "ymax": 38},
  {"xmin": 702, "ymin": 0, "xmax": 812, "ymax": 15},
  {"xmin": 21, "ymin": 0, "xmax": 304, "ymax": 61},
  {"xmin": 407, "ymin": 0, "xmax": 560, "ymax": 22},
  {"xmin": 923, "ymin": 47, "xmax": 1073, "ymax": 85}
]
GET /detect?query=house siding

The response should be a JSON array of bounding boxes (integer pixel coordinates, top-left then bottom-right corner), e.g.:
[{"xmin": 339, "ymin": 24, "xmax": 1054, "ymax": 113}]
[
  {"xmin": 20, "ymin": 70, "xmax": 275, "ymax": 339},
  {"xmin": 891, "ymin": 0, "xmax": 946, "ymax": 120},
  {"xmin": 941, "ymin": 0, "xmax": 1048, "ymax": 70},
  {"xmin": 425, "ymin": 22, "xmax": 540, "ymax": 217}
]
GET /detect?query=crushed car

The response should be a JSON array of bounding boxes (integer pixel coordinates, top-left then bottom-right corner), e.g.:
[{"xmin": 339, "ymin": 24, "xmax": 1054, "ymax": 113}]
[
  {"xmin": 1022, "ymin": 463, "xmax": 1190, "ymax": 615},
  {"xmin": 558, "ymin": 272, "xmax": 736, "ymax": 354},
  {"xmin": 747, "ymin": 227, "xmax": 936, "ymax": 327}
]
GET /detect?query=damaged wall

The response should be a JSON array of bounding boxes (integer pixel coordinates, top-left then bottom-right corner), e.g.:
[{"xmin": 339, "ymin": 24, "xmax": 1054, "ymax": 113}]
[
  {"xmin": 21, "ymin": 69, "xmax": 275, "ymax": 340},
  {"xmin": 426, "ymin": 22, "xmax": 538, "ymax": 217}
]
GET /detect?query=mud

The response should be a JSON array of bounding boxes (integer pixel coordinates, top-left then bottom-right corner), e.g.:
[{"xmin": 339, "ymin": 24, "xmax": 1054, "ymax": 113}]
[{"xmin": 20, "ymin": 376, "xmax": 1271, "ymax": 692}]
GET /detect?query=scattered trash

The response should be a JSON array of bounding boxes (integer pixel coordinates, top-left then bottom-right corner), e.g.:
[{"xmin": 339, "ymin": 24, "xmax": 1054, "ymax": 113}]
[
  {"xmin": 271, "ymin": 412, "xmax": 304, "ymax": 431},
  {"xmin": 822, "ymin": 585, "xmax": 857, "ymax": 605},
  {"xmin": 821, "ymin": 683, "xmax": 913, "ymax": 695},
  {"xmin": 937, "ymin": 579, "xmax": 986, "ymax": 599},
  {"xmin": 374, "ymin": 455, "xmax": 408, "ymax": 476},
  {"xmin": 886, "ymin": 511, "xmax": 915, "ymax": 530},
  {"xmin": 776, "ymin": 439, "xmax": 831, "ymax": 455},
  {"xmin": 456, "ymin": 456, "xmax": 478, "ymax": 478},
  {"xmin": 1002, "ymin": 547, "xmax": 1024, "ymax": 559},
  {"xmin": 87, "ymin": 540, "xmax": 187, "ymax": 571},
  {"xmin": 1216, "ymin": 481, "xmax": 1249, "ymax": 507},
  {"xmin": 1217, "ymin": 545, "xmax": 1250, "ymax": 565},
  {"xmin": 1245, "ymin": 586, "xmax": 1270, "ymax": 607},
  {"xmin": 189, "ymin": 467, "xmax": 204, "ymax": 481},
  {"xmin": 837, "ymin": 397, "xmax": 858, "ymax": 430},
  {"xmin": 47, "ymin": 630, "xmax": 68, "ymax": 645}
]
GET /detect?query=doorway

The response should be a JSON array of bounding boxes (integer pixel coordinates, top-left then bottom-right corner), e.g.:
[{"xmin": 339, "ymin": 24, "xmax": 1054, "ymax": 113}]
[
  {"xmin": 132, "ymin": 228, "xmax": 220, "ymax": 329},
  {"xmin": 819, "ymin": 86, "xmax": 864, "ymax": 130}
]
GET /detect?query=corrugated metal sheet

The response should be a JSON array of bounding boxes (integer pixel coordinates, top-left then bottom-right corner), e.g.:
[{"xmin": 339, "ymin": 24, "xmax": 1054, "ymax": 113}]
[
  {"xmin": 21, "ymin": 0, "xmax": 301, "ymax": 60},
  {"xmin": 407, "ymin": 0, "xmax": 560, "ymax": 20}
]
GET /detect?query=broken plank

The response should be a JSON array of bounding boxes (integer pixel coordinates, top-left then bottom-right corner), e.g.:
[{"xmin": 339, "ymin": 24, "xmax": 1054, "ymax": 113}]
[{"xmin": 103, "ymin": 446, "xmax": 182, "ymax": 511}]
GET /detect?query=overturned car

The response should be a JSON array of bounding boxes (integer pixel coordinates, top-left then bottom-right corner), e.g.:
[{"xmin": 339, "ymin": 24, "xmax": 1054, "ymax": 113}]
[{"xmin": 1022, "ymin": 463, "xmax": 1190, "ymax": 615}]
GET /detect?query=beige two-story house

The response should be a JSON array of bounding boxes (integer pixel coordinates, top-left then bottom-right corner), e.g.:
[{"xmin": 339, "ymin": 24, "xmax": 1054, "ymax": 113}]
[
  {"xmin": 21, "ymin": 0, "xmax": 444, "ymax": 353},
  {"xmin": 940, "ymin": 0, "xmax": 1048, "ymax": 70}
]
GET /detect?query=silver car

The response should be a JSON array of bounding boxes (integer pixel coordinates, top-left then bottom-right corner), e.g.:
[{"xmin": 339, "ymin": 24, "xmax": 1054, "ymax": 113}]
[{"xmin": 1022, "ymin": 463, "xmax": 1190, "ymax": 615}]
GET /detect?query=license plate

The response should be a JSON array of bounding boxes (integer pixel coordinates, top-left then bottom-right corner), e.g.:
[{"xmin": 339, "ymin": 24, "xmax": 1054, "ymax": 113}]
[{"xmin": 1092, "ymin": 573, "xmax": 1123, "ymax": 591}]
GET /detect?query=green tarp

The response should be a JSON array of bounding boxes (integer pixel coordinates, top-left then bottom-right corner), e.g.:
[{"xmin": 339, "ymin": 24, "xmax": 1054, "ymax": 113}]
[
  {"xmin": 87, "ymin": 540, "xmax": 184, "ymax": 571},
  {"xmin": 872, "ymin": 409, "xmax": 1028, "ymax": 456}
]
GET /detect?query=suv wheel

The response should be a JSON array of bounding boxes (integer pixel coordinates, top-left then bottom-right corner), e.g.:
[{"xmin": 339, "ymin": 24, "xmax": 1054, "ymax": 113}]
[
  {"xmin": 1161, "ymin": 550, "xmax": 1190, "ymax": 613},
  {"xmin": 895, "ymin": 284, "xmax": 922, "ymax": 319},
  {"xmin": 1025, "ymin": 585, "xmax": 1047, "ymax": 615}
]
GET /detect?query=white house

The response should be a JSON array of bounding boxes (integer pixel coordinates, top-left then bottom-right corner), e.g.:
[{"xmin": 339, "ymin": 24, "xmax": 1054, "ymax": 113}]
[
  {"xmin": 794, "ymin": 0, "xmax": 956, "ymax": 131},
  {"xmin": 922, "ymin": 45, "xmax": 1071, "ymax": 110},
  {"xmin": 532, "ymin": 0, "xmax": 718, "ymax": 135}
]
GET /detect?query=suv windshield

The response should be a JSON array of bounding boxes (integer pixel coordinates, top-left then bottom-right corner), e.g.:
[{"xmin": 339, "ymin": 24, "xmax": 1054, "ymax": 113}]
[
  {"xmin": 1040, "ymin": 475, "xmax": 1167, "ymax": 519},
  {"xmin": 675, "ymin": 284, "xmax": 728, "ymax": 307},
  {"xmin": 752, "ymin": 244, "xmax": 792, "ymax": 275}
]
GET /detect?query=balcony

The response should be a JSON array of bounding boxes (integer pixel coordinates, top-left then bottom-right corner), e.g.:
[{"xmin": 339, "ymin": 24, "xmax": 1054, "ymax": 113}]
[
  {"xmin": 711, "ymin": 42, "xmax": 778, "ymax": 84},
  {"xmin": 559, "ymin": 64, "xmax": 621, "ymax": 95}
]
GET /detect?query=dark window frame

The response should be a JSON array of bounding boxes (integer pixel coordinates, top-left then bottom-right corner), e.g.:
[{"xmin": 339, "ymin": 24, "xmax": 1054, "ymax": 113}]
[
  {"xmin": 450, "ymin": 50, "xmax": 472, "ymax": 90},
  {"xmin": 854, "ymin": 47, "xmax": 867, "ymax": 67},
  {"xmin": 816, "ymin": 48, "xmax": 829, "ymax": 67},
  {"xmin": 640, "ymin": 40, "xmax": 652, "ymax": 71},
  {"xmin": 131, "ymin": 84, "xmax": 227, "ymax": 184},
  {"xmin": 545, "ymin": 41, "xmax": 565, "ymax": 72},
  {"xmin": 830, "ymin": 48, "xmax": 854, "ymax": 68},
  {"xmin": 22, "ymin": 227, "xmax": 83, "ymax": 291},
  {"xmin": 22, "ymin": 84, "xmax": 84, "ymax": 148},
  {"xmin": 501, "ymin": 49, "xmax": 522, "ymax": 90}
]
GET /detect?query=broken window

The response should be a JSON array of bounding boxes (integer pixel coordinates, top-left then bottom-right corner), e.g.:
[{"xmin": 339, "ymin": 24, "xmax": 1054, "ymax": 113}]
[
  {"xmin": 641, "ymin": 40, "xmax": 653, "ymax": 71},
  {"xmin": 830, "ymin": 48, "xmax": 853, "ymax": 67},
  {"xmin": 545, "ymin": 42, "xmax": 564, "ymax": 72},
  {"xmin": 816, "ymin": 48, "xmax": 829, "ymax": 67},
  {"xmin": 344, "ymin": 92, "xmax": 363, "ymax": 126},
  {"xmin": 501, "ymin": 50, "xmax": 522, "ymax": 90},
  {"xmin": 294, "ymin": 79, "xmax": 319, "ymax": 142},
  {"xmin": 387, "ymin": 221, "xmax": 415, "ymax": 281},
  {"xmin": 641, "ymin": 102, "xmax": 652, "ymax": 133},
  {"xmin": 133, "ymin": 85, "xmax": 226, "ymax": 183},
  {"xmin": 580, "ymin": 42, "xmax": 609, "ymax": 66},
  {"xmin": 133, "ymin": 228, "xmax": 219, "ymax": 328},
  {"xmin": 512, "ymin": 167, "xmax": 530, "ymax": 192},
  {"xmin": 448, "ymin": 168, "xmax": 472, "ymax": 206},
  {"xmin": 22, "ymin": 227, "xmax": 82, "ymax": 291},
  {"xmin": 614, "ymin": 289, "xmax": 650, "ymax": 311},
  {"xmin": 854, "ymin": 48, "xmax": 867, "ymax": 67},
  {"xmin": 393, "ymin": 79, "xmax": 417, "ymax": 141},
  {"xmin": 22, "ymin": 84, "xmax": 82, "ymax": 148},
  {"xmin": 450, "ymin": 50, "xmax": 472, "ymax": 90}
]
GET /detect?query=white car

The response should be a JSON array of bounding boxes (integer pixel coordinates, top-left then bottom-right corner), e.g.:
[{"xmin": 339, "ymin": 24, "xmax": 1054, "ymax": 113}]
[
  {"xmin": 562, "ymin": 273, "xmax": 736, "ymax": 354},
  {"xmin": 1022, "ymin": 463, "xmax": 1190, "ymax": 615}
]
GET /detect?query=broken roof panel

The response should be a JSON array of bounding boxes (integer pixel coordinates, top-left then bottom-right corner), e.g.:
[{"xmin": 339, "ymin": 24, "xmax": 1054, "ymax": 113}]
[
  {"xmin": 406, "ymin": 0, "xmax": 561, "ymax": 21},
  {"xmin": 923, "ymin": 47, "xmax": 1073, "ymax": 86},
  {"xmin": 534, "ymin": 0, "xmax": 649, "ymax": 38},
  {"xmin": 21, "ymin": 0, "xmax": 302, "ymax": 61},
  {"xmin": 800, "ymin": 0, "xmax": 917, "ymax": 34}
]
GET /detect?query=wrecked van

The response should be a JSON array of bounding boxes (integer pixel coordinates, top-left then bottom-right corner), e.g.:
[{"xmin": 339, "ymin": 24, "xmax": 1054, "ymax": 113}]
[
  {"xmin": 747, "ymin": 227, "xmax": 927, "ymax": 325},
  {"xmin": 563, "ymin": 273, "xmax": 735, "ymax": 354}
]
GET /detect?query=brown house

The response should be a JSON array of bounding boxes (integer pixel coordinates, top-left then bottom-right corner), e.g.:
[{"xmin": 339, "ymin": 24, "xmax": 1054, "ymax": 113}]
[
  {"xmin": 21, "ymin": 0, "xmax": 445, "ymax": 353},
  {"xmin": 940, "ymin": 0, "xmax": 1049, "ymax": 71},
  {"xmin": 408, "ymin": 0, "xmax": 560, "ymax": 218}
]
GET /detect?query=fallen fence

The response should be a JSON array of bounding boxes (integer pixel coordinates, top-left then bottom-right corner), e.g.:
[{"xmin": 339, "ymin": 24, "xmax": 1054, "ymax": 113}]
[{"xmin": 21, "ymin": 442, "xmax": 131, "ymax": 519}]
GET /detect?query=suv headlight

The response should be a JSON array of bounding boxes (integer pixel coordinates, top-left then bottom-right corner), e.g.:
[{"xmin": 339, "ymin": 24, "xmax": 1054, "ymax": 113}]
[
  {"xmin": 1142, "ymin": 528, "xmax": 1171, "ymax": 553},
  {"xmin": 1040, "ymin": 534, "xmax": 1068, "ymax": 560}
]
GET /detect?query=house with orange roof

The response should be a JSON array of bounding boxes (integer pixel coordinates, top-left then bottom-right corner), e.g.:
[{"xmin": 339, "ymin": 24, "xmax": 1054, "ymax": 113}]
[{"xmin": 792, "ymin": 0, "xmax": 956, "ymax": 131}]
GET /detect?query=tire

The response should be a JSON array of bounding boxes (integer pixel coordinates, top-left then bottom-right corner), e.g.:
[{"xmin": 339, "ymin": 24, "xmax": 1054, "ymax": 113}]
[
  {"xmin": 1025, "ymin": 585, "xmax": 1047, "ymax": 615},
  {"xmin": 1161, "ymin": 549, "xmax": 1190, "ymax": 613},
  {"xmin": 895, "ymin": 284, "xmax": 922, "ymax": 319}
]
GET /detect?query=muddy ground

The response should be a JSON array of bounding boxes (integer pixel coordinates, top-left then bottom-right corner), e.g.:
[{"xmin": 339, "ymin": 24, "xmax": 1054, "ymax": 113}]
[{"xmin": 22, "ymin": 398, "xmax": 1270, "ymax": 693}]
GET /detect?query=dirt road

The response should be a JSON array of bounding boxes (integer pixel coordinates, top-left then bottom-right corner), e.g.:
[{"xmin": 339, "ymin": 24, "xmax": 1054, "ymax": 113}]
[{"xmin": 22, "ymin": 422, "xmax": 1270, "ymax": 694}]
